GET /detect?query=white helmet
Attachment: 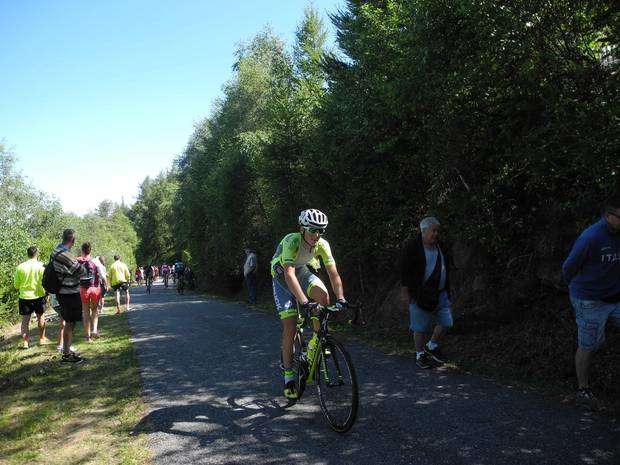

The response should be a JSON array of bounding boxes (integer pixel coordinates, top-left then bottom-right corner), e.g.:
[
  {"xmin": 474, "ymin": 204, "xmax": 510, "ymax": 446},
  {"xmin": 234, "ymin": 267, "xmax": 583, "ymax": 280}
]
[{"xmin": 298, "ymin": 209, "xmax": 328, "ymax": 228}]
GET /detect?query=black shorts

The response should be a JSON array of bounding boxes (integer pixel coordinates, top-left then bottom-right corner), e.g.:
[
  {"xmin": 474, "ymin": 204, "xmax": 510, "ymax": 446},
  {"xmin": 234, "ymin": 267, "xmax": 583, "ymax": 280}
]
[
  {"xmin": 112, "ymin": 282, "xmax": 129, "ymax": 292},
  {"xmin": 18, "ymin": 297, "xmax": 46, "ymax": 316},
  {"xmin": 57, "ymin": 293, "xmax": 83, "ymax": 322}
]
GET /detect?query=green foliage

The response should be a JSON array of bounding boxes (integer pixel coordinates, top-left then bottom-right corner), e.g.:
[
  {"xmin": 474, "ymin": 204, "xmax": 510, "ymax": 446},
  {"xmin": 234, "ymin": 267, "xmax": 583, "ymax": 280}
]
[
  {"xmin": 132, "ymin": 2, "xmax": 617, "ymax": 308},
  {"xmin": 131, "ymin": 171, "xmax": 178, "ymax": 265},
  {"xmin": 0, "ymin": 145, "xmax": 137, "ymax": 326}
]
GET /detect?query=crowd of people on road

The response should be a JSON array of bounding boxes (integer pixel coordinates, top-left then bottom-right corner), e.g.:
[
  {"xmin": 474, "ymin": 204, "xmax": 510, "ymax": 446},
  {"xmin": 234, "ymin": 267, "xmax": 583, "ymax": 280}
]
[{"xmin": 132, "ymin": 261, "xmax": 195, "ymax": 292}]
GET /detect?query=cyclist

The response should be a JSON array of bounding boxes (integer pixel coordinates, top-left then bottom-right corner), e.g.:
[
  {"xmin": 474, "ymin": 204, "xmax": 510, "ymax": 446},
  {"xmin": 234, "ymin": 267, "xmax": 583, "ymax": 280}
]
[
  {"xmin": 175, "ymin": 261, "xmax": 186, "ymax": 294},
  {"xmin": 271, "ymin": 208, "xmax": 347, "ymax": 399},
  {"xmin": 161, "ymin": 263, "xmax": 171, "ymax": 287},
  {"xmin": 145, "ymin": 264, "xmax": 155, "ymax": 293}
]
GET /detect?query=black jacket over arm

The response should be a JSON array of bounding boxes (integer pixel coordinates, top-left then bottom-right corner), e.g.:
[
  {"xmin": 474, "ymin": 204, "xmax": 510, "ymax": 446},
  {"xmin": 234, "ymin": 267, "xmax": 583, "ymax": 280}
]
[{"xmin": 400, "ymin": 234, "xmax": 450, "ymax": 301}]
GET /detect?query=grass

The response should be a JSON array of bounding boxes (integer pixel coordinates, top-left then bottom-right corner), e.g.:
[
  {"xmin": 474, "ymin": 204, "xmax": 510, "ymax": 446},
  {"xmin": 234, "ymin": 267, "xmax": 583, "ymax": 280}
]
[
  {"xmin": 0, "ymin": 299, "xmax": 150, "ymax": 465},
  {"xmin": 339, "ymin": 314, "xmax": 620, "ymax": 417}
]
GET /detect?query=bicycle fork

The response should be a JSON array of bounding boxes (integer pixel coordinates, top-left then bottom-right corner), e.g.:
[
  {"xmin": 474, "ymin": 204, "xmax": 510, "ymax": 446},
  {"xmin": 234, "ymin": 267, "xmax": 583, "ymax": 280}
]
[{"xmin": 306, "ymin": 339, "xmax": 345, "ymax": 387}]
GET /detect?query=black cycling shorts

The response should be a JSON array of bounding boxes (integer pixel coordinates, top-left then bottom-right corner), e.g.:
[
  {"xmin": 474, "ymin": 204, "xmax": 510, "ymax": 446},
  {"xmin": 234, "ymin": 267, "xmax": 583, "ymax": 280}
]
[
  {"xmin": 112, "ymin": 282, "xmax": 129, "ymax": 292},
  {"xmin": 18, "ymin": 297, "xmax": 46, "ymax": 316}
]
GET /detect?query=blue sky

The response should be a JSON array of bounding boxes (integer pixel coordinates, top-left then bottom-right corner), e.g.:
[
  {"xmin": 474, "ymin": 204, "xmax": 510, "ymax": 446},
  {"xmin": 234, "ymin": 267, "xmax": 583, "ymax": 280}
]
[{"xmin": 0, "ymin": 0, "xmax": 345, "ymax": 214}]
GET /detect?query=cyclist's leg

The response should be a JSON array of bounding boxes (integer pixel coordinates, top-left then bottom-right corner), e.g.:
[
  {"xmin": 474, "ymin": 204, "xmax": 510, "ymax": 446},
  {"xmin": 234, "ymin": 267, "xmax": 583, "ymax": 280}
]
[
  {"xmin": 299, "ymin": 269, "xmax": 329, "ymax": 332},
  {"xmin": 281, "ymin": 317, "xmax": 296, "ymax": 368},
  {"xmin": 273, "ymin": 278, "xmax": 299, "ymax": 397}
]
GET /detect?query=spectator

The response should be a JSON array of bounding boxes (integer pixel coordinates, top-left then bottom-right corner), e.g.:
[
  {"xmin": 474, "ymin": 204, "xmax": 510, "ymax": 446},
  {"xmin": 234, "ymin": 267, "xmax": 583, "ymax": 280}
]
[
  {"xmin": 49, "ymin": 293, "xmax": 74, "ymax": 353},
  {"xmin": 52, "ymin": 229, "xmax": 86, "ymax": 363},
  {"xmin": 92, "ymin": 255, "xmax": 109, "ymax": 316},
  {"xmin": 400, "ymin": 217, "xmax": 453, "ymax": 369},
  {"xmin": 562, "ymin": 195, "xmax": 620, "ymax": 402},
  {"xmin": 77, "ymin": 243, "xmax": 102, "ymax": 342},
  {"xmin": 109, "ymin": 255, "xmax": 131, "ymax": 314},
  {"xmin": 243, "ymin": 247, "xmax": 258, "ymax": 304},
  {"xmin": 13, "ymin": 246, "xmax": 48, "ymax": 349}
]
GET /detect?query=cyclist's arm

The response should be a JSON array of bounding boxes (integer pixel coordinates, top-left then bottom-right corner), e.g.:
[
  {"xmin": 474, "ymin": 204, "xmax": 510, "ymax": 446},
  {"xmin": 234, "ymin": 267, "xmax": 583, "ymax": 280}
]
[
  {"xmin": 283, "ymin": 264, "xmax": 309, "ymax": 304},
  {"xmin": 325, "ymin": 263, "xmax": 345, "ymax": 301}
]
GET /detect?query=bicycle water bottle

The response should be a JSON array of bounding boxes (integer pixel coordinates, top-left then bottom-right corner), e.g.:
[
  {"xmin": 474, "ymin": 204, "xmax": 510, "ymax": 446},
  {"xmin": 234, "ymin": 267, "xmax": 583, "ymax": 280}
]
[{"xmin": 307, "ymin": 334, "xmax": 318, "ymax": 363}]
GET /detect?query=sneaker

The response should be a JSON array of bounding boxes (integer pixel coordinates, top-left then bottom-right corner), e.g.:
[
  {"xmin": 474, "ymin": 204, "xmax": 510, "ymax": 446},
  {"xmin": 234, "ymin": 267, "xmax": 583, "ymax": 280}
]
[
  {"xmin": 57, "ymin": 345, "xmax": 77, "ymax": 353},
  {"xmin": 39, "ymin": 338, "xmax": 52, "ymax": 345},
  {"xmin": 416, "ymin": 352, "xmax": 433, "ymax": 369},
  {"xmin": 61, "ymin": 353, "xmax": 85, "ymax": 364},
  {"xmin": 283, "ymin": 380, "xmax": 299, "ymax": 399},
  {"xmin": 576, "ymin": 388, "xmax": 596, "ymax": 403},
  {"xmin": 424, "ymin": 344, "xmax": 445, "ymax": 364},
  {"xmin": 20, "ymin": 341, "xmax": 30, "ymax": 349}
]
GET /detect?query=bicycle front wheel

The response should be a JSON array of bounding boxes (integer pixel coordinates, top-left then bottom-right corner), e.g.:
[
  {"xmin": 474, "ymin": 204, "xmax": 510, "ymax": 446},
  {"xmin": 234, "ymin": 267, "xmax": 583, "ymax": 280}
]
[{"xmin": 316, "ymin": 337, "xmax": 358, "ymax": 433}]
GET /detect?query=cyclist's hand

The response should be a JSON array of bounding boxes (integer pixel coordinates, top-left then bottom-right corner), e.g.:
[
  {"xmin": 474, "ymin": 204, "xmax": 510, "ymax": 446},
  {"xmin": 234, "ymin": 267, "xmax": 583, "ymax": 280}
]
[
  {"xmin": 335, "ymin": 298, "xmax": 348, "ymax": 310},
  {"xmin": 300, "ymin": 301, "xmax": 318, "ymax": 315}
]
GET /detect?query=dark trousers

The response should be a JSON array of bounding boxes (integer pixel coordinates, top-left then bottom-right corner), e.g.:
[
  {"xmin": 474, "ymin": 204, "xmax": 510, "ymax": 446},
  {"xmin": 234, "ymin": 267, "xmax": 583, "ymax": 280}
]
[{"xmin": 245, "ymin": 273, "xmax": 256, "ymax": 304}]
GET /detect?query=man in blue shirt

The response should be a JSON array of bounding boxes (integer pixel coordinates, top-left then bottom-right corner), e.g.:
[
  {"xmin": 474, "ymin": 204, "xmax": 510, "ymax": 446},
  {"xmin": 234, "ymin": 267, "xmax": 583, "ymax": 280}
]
[{"xmin": 562, "ymin": 196, "xmax": 620, "ymax": 401}]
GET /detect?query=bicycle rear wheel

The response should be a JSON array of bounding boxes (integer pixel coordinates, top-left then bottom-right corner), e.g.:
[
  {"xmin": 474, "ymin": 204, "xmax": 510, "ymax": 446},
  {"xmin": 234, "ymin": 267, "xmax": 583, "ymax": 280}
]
[
  {"xmin": 292, "ymin": 332, "xmax": 308, "ymax": 399},
  {"xmin": 316, "ymin": 336, "xmax": 358, "ymax": 433}
]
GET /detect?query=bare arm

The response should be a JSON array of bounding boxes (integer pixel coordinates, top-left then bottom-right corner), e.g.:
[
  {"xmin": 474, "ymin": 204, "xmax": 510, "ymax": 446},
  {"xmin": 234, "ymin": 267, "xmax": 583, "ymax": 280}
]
[
  {"xmin": 283, "ymin": 265, "xmax": 309, "ymax": 304},
  {"xmin": 325, "ymin": 263, "xmax": 345, "ymax": 301}
]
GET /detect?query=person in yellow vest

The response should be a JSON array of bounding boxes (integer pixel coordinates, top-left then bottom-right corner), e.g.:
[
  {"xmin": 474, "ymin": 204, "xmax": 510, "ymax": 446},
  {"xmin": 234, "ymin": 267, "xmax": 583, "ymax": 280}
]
[
  {"xmin": 109, "ymin": 255, "xmax": 131, "ymax": 314},
  {"xmin": 13, "ymin": 246, "xmax": 48, "ymax": 349}
]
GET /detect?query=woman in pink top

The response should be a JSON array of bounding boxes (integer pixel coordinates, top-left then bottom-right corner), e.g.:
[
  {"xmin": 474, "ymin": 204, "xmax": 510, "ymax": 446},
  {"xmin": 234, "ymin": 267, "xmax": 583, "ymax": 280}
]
[{"xmin": 77, "ymin": 242, "xmax": 102, "ymax": 342}]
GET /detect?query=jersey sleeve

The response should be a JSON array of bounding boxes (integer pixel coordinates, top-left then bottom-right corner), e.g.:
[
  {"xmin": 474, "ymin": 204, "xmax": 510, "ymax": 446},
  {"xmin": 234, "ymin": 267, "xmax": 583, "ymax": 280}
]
[
  {"xmin": 281, "ymin": 234, "xmax": 300, "ymax": 266},
  {"xmin": 317, "ymin": 239, "xmax": 336, "ymax": 266}
]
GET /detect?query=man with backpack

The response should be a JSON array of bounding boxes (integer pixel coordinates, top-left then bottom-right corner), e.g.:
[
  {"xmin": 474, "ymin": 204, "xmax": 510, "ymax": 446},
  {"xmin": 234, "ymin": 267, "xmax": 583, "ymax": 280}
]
[
  {"xmin": 77, "ymin": 242, "xmax": 101, "ymax": 342},
  {"xmin": 400, "ymin": 217, "xmax": 453, "ymax": 369},
  {"xmin": 44, "ymin": 229, "xmax": 86, "ymax": 363}
]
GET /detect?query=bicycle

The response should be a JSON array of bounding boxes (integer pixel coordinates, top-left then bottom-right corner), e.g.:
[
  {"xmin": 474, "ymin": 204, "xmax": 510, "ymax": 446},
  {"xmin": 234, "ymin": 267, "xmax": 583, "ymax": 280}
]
[
  {"xmin": 145, "ymin": 276, "xmax": 153, "ymax": 294},
  {"xmin": 287, "ymin": 302, "xmax": 359, "ymax": 433}
]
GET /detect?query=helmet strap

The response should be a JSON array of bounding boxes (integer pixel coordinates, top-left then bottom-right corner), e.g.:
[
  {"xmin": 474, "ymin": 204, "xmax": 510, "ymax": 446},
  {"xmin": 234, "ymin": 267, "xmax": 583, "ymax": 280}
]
[{"xmin": 300, "ymin": 228, "xmax": 314, "ymax": 249}]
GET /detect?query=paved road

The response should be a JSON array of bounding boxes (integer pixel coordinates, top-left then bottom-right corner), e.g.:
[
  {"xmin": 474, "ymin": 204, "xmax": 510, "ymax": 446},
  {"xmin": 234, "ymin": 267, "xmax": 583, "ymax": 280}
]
[{"xmin": 125, "ymin": 282, "xmax": 619, "ymax": 465}]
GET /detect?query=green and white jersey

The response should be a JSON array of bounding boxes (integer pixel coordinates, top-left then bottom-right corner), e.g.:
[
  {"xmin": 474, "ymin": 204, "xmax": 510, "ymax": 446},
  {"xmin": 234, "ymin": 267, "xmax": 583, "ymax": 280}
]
[{"xmin": 270, "ymin": 232, "xmax": 335, "ymax": 278}]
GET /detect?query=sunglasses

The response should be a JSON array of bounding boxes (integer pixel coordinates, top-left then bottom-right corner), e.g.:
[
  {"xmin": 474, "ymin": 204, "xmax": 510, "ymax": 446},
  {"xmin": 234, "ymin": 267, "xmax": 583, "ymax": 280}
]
[{"xmin": 304, "ymin": 227, "xmax": 326, "ymax": 234}]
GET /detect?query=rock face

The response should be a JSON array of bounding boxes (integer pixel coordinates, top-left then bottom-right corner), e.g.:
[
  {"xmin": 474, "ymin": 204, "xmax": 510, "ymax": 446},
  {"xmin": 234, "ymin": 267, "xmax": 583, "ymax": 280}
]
[
  {"xmin": 536, "ymin": 261, "xmax": 564, "ymax": 288},
  {"xmin": 373, "ymin": 237, "xmax": 571, "ymax": 327},
  {"xmin": 451, "ymin": 239, "xmax": 474, "ymax": 270},
  {"xmin": 376, "ymin": 281, "xmax": 408, "ymax": 329}
]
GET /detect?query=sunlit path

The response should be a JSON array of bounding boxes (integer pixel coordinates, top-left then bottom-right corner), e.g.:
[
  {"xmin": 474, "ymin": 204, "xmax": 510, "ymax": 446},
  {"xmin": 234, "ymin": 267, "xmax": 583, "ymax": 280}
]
[{"xmin": 125, "ymin": 281, "xmax": 618, "ymax": 465}]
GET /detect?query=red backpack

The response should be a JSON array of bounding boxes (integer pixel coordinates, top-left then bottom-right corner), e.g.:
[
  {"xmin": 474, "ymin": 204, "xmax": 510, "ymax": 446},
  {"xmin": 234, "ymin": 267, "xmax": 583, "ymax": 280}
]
[{"xmin": 79, "ymin": 258, "xmax": 99, "ymax": 288}]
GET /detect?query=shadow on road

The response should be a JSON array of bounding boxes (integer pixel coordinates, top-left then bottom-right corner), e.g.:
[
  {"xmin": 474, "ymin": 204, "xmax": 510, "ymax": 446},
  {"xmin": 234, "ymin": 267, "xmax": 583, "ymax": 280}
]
[{"xmin": 126, "ymin": 283, "xmax": 620, "ymax": 465}]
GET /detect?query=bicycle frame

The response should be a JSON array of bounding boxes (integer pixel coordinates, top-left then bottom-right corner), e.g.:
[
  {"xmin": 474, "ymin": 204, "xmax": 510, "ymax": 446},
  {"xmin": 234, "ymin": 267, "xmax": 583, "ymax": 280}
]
[{"xmin": 297, "ymin": 304, "xmax": 343, "ymax": 384}]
